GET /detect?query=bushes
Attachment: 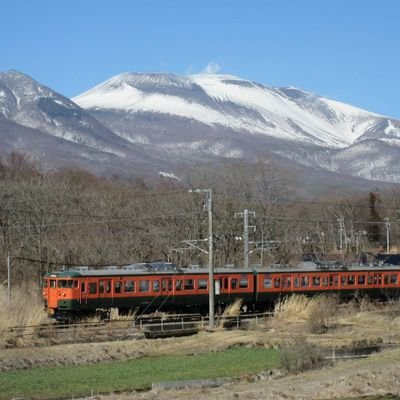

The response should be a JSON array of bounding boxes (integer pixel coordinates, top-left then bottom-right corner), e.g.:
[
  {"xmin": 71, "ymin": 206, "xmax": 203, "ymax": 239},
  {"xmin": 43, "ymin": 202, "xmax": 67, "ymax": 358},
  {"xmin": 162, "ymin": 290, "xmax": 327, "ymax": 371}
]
[{"xmin": 280, "ymin": 337, "xmax": 325, "ymax": 373}]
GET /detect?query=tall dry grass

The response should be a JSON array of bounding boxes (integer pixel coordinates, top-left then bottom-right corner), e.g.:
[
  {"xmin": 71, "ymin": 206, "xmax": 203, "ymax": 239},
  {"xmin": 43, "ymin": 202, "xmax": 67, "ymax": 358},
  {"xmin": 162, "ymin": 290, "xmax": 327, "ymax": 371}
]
[
  {"xmin": 274, "ymin": 294, "xmax": 337, "ymax": 334},
  {"xmin": 217, "ymin": 298, "xmax": 243, "ymax": 329},
  {"xmin": 0, "ymin": 284, "xmax": 48, "ymax": 329}
]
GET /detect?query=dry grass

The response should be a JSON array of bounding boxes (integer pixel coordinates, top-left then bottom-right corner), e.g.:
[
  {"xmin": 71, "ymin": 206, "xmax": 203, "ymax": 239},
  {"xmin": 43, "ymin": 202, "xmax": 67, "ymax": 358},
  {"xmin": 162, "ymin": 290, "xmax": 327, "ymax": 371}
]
[
  {"xmin": 0, "ymin": 285, "xmax": 48, "ymax": 329},
  {"xmin": 274, "ymin": 295, "xmax": 323, "ymax": 322},
  {"xmin": 217, "ymin": 298, "xmax": 243, "ymax": 329},
  {"xmin": 273, "ymin": 294, "xmax": 337, "ymax": 334},
  {"xmin": 0, "ymin": 284, "xmax": 49, "ymax": 348},
  {"xmin": 110, "ymin": 307, "xmax": 136, "ymax": 321}
]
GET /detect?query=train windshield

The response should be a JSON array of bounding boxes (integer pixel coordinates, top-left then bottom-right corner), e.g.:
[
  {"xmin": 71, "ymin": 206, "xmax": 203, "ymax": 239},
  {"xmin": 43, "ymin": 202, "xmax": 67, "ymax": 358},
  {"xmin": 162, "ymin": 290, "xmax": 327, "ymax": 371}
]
[{"xmin": 58, "ymin": 279, "xmax": 78, "ymax": 288}]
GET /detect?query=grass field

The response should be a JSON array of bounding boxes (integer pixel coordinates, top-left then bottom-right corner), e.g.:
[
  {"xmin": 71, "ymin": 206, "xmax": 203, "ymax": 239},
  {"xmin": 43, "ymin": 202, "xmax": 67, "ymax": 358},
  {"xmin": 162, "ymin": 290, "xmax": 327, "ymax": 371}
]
[{"xmin": 0, "ymin": 347, "xmax": 280, "ymax": 399}]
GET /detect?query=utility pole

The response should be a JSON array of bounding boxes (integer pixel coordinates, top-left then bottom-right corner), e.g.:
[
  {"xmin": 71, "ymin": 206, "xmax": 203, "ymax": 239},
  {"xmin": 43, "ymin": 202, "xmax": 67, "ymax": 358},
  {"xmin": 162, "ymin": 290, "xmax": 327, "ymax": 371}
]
[
  {"xmin": 7, "ymin": 253, "xmax": 11, "ymax": 301},
  {"xmin": 355, "ymin": 231, "xmax": 360, "ymax": 256},
  {"xmin": 234, "ymin": 209, "xmax": 256, "ymax": 268},
  {"xmin": 337, "ymin": 218, "xmax": 344, "ymax": 253},
  {"xmin": 385, "ymin": 217, "xmax": 391, "ymax": 253},
  {"xmin": 189, "ymin": 189, "xmax": 214, "ymax": 328}
]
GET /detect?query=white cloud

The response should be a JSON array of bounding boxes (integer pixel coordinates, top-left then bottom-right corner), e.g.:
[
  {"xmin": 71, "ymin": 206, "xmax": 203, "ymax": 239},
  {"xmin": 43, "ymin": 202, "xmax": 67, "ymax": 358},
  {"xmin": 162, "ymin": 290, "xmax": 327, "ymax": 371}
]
[{"xmin": 202, "ymin": 61, "xmax": 221, "ymax": 74}]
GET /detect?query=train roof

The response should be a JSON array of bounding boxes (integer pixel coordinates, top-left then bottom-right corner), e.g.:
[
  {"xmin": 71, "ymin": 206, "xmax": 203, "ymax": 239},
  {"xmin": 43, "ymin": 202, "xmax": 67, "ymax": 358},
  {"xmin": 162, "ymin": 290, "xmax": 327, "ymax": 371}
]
[{"xmin": 44, "ymin": 260, "xmax": 400, "ymax": 278}]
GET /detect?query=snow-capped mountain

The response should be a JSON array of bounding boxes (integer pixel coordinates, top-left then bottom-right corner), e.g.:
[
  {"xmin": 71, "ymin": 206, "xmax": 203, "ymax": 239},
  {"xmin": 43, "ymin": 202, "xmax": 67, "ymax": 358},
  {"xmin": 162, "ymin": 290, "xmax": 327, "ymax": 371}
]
[
  {"xmin": 1, "ymin": 69, "xmax": 400, "ymax": 188},
  {"xmin": 73, "ymin": 72, "xmax": 400, "ymax": 149},
  {"xmin": 72, "ymin": 72, "xmax": 400, "ymax": 184},
  {"xmin": 0, "ymin": 70, "xmax": 170, "ymax": 174}
]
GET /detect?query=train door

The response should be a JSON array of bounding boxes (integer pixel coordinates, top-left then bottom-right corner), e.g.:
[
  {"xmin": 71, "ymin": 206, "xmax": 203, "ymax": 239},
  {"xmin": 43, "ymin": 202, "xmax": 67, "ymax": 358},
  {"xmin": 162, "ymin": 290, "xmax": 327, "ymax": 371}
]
[
  {"xmin": 84, "ymin": 279, "xmax": 100, "ymax": 311},
  {"xmin": 79, "ymin": 279, "xmax": 88, "ymax": 305},
  {"xmin": 329, "ymin": 274, "xmax": 339, "ymax": 290},
  {"xmin": 98, "ymin": 279, "xmax": 113, "ymax": 307},
  {"xmin": 215, "ymin": 279, "xmax": 221, "ymax": 295},
  {"xmin": 218, "ymin": 276, "xmax": 230, "ymax": 301},
  {"xmin": 221, "ymin": 277, "xmax": 229, "ymax": 293},
  {"xmin": 48, "ymin": 279, "xmax": 58, "ymax": 309},
  {"xmin": 373, "ymin": 273, "xmax": 382, "ymax": 288},
  {"xmin": 161, "ymin": 278, "xmax": 173, "ymax": 304}
]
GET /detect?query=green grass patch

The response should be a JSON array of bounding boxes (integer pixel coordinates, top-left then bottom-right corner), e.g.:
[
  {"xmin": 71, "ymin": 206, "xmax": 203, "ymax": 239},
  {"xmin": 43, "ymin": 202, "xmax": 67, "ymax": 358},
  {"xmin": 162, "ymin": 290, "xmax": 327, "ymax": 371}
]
[{"xmin": 0, "ymin": 347, "xmax": 280, "ymax": 399}]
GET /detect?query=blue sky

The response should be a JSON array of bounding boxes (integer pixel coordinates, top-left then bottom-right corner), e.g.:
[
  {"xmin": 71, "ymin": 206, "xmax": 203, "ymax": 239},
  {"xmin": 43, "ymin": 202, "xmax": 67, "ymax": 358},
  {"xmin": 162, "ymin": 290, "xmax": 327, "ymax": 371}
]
[{"xmin": 1, "ymin": 0, "xmax": 400, "ymax": 118}]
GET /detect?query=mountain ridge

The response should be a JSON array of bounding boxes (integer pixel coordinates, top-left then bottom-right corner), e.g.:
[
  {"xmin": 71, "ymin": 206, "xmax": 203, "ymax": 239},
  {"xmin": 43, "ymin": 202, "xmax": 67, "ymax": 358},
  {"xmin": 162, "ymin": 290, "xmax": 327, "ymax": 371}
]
[
  {"xmin": 1, "ymin": 69, "xmax": 400, "ymax": 189},
  {"xmin": 73, "ymin": 72, "xmax": 399, "ymax": 149}
]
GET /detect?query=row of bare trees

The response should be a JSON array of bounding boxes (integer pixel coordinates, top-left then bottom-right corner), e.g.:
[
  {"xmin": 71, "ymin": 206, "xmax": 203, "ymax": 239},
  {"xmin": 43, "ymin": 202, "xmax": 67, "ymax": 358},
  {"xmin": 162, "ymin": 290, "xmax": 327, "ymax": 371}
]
[{"xmin": 1, "ymin": 152, "xmax": 400, "ymax": 287}]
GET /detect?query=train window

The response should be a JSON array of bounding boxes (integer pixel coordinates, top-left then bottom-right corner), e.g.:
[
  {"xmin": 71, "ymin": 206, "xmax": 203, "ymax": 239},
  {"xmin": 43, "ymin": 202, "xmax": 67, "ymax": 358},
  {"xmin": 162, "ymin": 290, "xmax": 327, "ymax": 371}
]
[
  {"xmin": 89, "ymin": 282, "xmax": 97, "ymax": 294},
  {"xmin": 374, "ymin": 274, "xmax": 382, "ymax": 285},
  {"xmin": 81, "ymin": 282, "xmax": 86, "ymax": 293},
  {"xmin": 348, "ymin": 276, "xmax": 355, "ymax": 285},
  {"xmin": 50, "ymin": 280, "xmax": 56, "ymax": 288},
  {"xmin": 198, "ymin": 279, "xmax": 208, "ymax": 290},
  {"xmin": 391, "ymin": 275, "xmax": 398, "ymax": 284},
  {"xmin": 367, "ymin": 275, "xmax": 373, "ymax": 285},
  {"xmin": 358, "ymin": 275, "xmax": 365, "ymax": 285},
  {"xmin": 274, "ymin": 278, "xmax": 280, "ymax": 288},
  {"xmin": 139, "ymin": 280, "xmax": 150, "ymax": 292},
  {"xmin": 115, "ymin": 281, "xmax": 122, "ymax": 293},
  {"xmin": 301, "ymin": 277, "xmax": 309, "ymax": 287},
  {"xmin": 58, "ymin": 280, "xmax": 76, "ymax": 288},
  {"xmin": 99, "ymin": 281, "xmax": 111, "ymax": 293},
  {"xmin": 341, "ymin": 276, "xmax": 347, "ymax": 286},
  {"xmin": 162, "ymin": 279, "xmax": 173, "ymax": 291},
  {"xmin": 384, "ymin": 275, "xmax": 389, "ymax": 285},
  {"xmin": 322, "ymin": 277, "xmax": 328, "ymax": 287},
  {"xmin": 263, "ymin": 276, "xmax": 272, "ymax": 288},
  {"xmin": 99, "ymin": 281, "xmax": 111, "ymax": 294},
  {"xmin": 294, "ymin": 277, "xmax": 299, "ymax": 287},
  {"xmin": 184, "ymin": 279, "xmax": 194, "ymax": 290},
  {"xmin": 312, "ymin": 277, "xmax": 320, "ymax": 286},
  {"xmin": 124, "ymin": 280, "xmax": 135, "ymax": 292},
  {"xmin": 239, "ymin": 278, "xmax": 248, "ymax": 288},
  {"xmin": 231, "ymin": 278, "xmax": 238, "ymax": 289},
  {"xmin": 175, "ymin": 280, "xmax": 183, "ymax": 291},
  {"xmin": 153, "ymin": 280, "xmax": 160, "ymax": 292},
  {"xmin": 286, "ymin": 277, "xmax": 291, "ymax": 287},
  {"xmin": 282, "ymin": 277, "xmax": 286, "ymax": 288}
]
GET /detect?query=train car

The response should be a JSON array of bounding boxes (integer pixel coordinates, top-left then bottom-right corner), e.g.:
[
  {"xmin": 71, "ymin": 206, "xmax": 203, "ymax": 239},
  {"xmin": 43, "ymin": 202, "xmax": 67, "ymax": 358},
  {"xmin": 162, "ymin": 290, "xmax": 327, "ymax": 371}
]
[
  {"xmin": 42, "ymin": 262, "xmax": 255, "ymax": 320},
  {"xmin": 42, "ymin": 261, "xmax": 400, "ymax": 321},
  {"xmin": 254, "ymin": 263, "xmax": 400, "ymax": 303}
]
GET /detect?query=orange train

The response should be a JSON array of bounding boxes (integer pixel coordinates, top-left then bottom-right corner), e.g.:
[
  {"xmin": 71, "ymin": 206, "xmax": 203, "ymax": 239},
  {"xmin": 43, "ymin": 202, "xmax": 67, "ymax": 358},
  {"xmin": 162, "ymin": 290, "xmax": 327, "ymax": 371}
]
[{"xmin": 42, "ymin": 261, "xmax": 400, "ymax": 320}]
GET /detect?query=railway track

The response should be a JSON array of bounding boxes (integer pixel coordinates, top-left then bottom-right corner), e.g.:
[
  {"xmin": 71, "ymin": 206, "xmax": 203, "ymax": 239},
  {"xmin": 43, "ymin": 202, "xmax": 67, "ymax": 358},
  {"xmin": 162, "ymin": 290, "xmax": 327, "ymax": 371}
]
[{"xmin": 0, "ymin": 312, "xmax": 272, "ymax": 348}]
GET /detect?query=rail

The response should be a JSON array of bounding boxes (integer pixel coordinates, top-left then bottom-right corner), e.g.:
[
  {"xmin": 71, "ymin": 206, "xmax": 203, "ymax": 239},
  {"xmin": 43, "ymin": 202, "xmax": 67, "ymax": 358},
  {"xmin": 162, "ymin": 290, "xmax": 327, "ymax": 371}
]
[{"xmin": 0, "ymin": 312, "xmax": 273, "ymax": 347}]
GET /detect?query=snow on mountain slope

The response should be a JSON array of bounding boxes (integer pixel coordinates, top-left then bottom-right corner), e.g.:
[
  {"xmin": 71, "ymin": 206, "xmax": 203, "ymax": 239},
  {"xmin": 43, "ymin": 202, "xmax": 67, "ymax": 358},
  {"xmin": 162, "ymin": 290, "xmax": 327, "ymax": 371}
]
[
  {"xmin": 2, "ymin": 69, "xmax": 400, "ymax": 186},
  {"xmin": 0, "ymin": 70, "xmax": 135, "ymax": 157},
  {"xmin": 73, "ymin": 72, "xmax": 394, "ymax": 149}
]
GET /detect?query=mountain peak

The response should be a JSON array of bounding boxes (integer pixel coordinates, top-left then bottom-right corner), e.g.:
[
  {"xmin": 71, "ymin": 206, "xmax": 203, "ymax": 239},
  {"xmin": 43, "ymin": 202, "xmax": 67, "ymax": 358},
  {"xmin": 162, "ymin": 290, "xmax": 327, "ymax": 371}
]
[
  {"xmin": 0, "ymin": 69, "xmax": 38, "ymax": 84},
  {"xmin": 74, "ymin": 71, "xmax": 387, "ymax": 148},
  {"xmin": 1, "ymin": 69, "xmax": 400, "ymax": 185}
]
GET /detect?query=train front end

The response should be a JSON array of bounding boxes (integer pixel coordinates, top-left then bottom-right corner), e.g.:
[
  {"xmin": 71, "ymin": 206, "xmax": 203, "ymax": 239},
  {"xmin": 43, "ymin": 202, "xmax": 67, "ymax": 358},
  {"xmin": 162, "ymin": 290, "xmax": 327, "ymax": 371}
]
[{"xmin": 42, "ymin": 271, "xmax": 82, "ymax": 320}]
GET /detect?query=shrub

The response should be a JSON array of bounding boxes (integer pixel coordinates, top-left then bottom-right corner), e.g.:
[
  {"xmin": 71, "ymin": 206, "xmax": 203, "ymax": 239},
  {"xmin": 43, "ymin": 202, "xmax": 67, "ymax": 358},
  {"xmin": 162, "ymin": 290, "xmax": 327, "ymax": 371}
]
[{"xmin": 280, "ymin": 337, "xmax": 325, "ymax": 373}]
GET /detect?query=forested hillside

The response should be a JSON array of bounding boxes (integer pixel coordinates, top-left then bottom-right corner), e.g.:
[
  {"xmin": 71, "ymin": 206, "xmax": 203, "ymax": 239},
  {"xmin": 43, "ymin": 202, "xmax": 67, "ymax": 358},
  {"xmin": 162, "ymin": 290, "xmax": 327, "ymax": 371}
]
[{"xmin": 1, "ymin": 152, "xmax": 399, "ymax": 287}]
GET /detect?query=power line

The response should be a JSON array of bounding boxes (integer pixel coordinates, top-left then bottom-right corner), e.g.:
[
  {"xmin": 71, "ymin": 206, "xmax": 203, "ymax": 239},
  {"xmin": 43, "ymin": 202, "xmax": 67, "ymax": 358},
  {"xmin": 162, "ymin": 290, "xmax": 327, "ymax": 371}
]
[
  {"xmin": 0, "ymin": 207, "xmax": 106, "ymax": 219},
  {"xmin": 262, "ymin": 216, "xmax": 400, "ymax": 225},
  {"xmin": 2, "ymin": 211, "xmax": 202, "ymax": 231}
]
